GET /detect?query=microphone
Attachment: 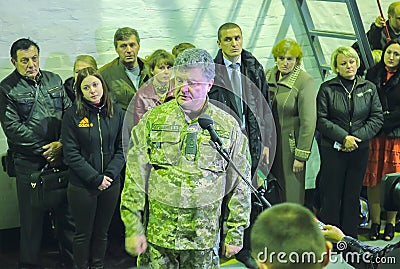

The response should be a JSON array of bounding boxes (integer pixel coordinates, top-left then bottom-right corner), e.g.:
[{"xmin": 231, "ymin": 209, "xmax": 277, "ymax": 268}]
[
  {"xmin": 198, "ymin": 114, "xmax": 272, "ymax": 209},
  {"xmin": 198, "ymin": 114, "xmax": 227, "ymax": 155}
]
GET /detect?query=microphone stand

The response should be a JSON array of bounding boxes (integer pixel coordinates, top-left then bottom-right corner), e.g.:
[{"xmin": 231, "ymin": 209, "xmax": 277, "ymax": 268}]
[{"xmin": 210, "ymin": 140, "xmax": 272, "ymax": 210}]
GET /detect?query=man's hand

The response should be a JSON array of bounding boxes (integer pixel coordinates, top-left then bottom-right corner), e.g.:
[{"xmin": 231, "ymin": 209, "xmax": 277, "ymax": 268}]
[
  {"xmin": 42, "ymin": 141, "xmax": 63, "ymax": 165},
  {"xmin": 224, "ymin": 244, "xmax": 242, "ymax": 258},
  {"xmin": 321, "ymin": 225, "xmax": 345, "ymax": 243},
  {"xmin": 374, "ymin": 15, "xmax": 386, "ymax": 28},
  {"xmin": 126, "ymin": 235, "xmax": 147, "ymax": 256}
]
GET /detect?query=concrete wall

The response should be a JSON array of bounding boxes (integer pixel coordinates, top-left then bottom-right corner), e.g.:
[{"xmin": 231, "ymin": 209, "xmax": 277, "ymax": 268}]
[{"xmin": 0, "ymin": 0, "xmax": 392, "ymax": 228}]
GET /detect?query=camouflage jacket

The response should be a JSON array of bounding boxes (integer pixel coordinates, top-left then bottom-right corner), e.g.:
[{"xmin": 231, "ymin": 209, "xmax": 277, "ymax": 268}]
[{"xmin": 121, "ymin": 100, "xmax": 252, "ymax": 250}]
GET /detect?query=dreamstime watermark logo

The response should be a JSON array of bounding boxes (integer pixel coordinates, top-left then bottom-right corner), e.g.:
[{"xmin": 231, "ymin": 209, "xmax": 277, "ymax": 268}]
[
  {"xmin": 333, "ymin": 241, "xmax": 397, "ymax": 265},
  {"xmin": 256, "ymin": 247, "xmax": 329, "ymax": 265},
  {"xmin": 256, "ymin": 243, "xmax": 397, "ymax": 266}
]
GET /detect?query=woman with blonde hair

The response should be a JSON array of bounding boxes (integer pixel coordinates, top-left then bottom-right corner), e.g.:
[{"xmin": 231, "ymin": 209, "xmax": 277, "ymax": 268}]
[
  {"xmin": 317, "ymin": 46, "xmax": 383, "ymax": 238},
  {"xmin": 64, "ymin": 54, "xmax": 98, "ymax": 101},
  {"xmin": 266, "ymin": 38, "xmax": 317, "ymax": 204}
]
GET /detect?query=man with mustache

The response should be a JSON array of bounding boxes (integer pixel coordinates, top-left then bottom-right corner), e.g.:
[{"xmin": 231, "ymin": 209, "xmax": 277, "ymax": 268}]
[{"xmin": 0, "ymin": 38, "xmax": 74, "ymax": 269}]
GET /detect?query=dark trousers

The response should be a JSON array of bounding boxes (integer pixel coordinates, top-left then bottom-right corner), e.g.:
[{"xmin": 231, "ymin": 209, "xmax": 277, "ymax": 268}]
[
  {"xmin": 14, "ymin": 154, "xmax": 75, "ymax": 267},
  {"xmin": 68, "ymin": 182, "xmax": 120, "ymax": 269},
  {"xmin": 107, "ymin": 166, "xmax": 126, "ymax": 256},
  {"xmin": 235, "ymin": 159, "xmax": 263, "ymax": 265},
  {"xmin": 318, "ymin": 146, "xmax": 369, "ymax": 238}
]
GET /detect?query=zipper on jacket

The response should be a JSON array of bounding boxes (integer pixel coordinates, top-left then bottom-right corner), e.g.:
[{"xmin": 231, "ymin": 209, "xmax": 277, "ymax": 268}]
[{"xmin": 97, "ymin": 113, "xmax": 104, "ymax": 173}]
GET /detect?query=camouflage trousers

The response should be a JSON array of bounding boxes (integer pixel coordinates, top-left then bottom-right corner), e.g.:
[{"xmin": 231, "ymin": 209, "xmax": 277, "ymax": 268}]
[{"xmin": 138, "ymin": 243, "xmax": 220, "ymax": 269}]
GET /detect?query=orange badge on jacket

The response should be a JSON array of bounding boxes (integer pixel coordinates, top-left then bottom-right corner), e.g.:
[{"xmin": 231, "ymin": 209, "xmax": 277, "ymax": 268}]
[{"xmin": 78, "ymin": 117, "xmax": 93, "ymax": 127}]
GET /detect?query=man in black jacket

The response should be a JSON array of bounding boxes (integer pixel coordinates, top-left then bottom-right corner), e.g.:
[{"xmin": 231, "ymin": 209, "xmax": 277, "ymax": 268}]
[
  {"xmin": 366, "ymin": 2, "xmax": 400, "ymax": 51},
  {"xmin": 0, "ymin": 38, "xmax": 74, "ymax": 269},
  {"xmin": 209, "ymin": 22, "xmax": 272, "ymax": 269},
  {"xmin": 354, "ymin": 2, "xmax": 400, "ymax": 74}
]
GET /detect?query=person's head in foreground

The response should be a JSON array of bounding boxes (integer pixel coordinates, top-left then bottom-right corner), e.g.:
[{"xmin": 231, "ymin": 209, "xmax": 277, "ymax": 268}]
[{"xmin": 251, "ymin": 203, "xmax": 331, "ymax": 269}]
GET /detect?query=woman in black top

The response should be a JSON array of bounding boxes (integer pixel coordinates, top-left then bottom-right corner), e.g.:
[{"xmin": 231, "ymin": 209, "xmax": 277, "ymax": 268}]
[
  {"xmin": 316, "ymin": 46, "xmax": 383, "ymax": 238},
  {"xmin": 61, "ymin": 67, "xmax": 125, "ymax": 269},
  {"xmin": 363, "ymin": 39, "xmax": 400, "ymax": 241}
]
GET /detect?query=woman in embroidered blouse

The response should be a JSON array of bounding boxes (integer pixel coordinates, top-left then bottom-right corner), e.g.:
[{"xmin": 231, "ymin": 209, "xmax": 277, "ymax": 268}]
[
  {"xmin": 363, "ymin": 39, "xmax": 400, "ymax": 241},
  {"xmin": 132, "ymin": 49, "xmax": 175, "ymax": 126},
  {"xmin": 265, "ymin": 38, "xmax": 317, "ymax": 204},
  {"xmin": 317, "ymin": 46, "xmax": 383, "ymax": 238}
]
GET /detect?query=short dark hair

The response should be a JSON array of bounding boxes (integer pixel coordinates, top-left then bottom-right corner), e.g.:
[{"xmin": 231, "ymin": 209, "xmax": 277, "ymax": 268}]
[
  {"xmin": 10, "ymin": 38, "xmax": 40, "ymax": 60},
  {"xmin": 113, "ymin": 27, "xmax": 140, "ymax": 48},
  {"xmin": 217, "ymin": 22, "xmax": 242, "ymax": 41}
]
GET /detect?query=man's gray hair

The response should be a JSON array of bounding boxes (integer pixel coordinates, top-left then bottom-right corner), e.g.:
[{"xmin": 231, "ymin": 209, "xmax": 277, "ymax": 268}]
[{"xmin": 174, "ymin": 48, "xmax": 215, "ymax": 81}]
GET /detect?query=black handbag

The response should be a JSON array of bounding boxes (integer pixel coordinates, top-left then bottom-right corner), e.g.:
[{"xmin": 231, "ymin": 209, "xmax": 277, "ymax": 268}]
[
  {"xmin": 257, "ymin": 170, "xmax": 283, "ymax": 206},
  {"xmin": 30, "ymin": 164, "xmax": 69, "ymax": 209},
  {"xmin": 1, "ymin": 149, "xmax": 16, "ymax": 177}
]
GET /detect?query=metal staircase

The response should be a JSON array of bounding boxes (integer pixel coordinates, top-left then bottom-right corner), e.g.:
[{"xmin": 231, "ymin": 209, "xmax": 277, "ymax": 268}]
[{"xmin": 283, "ymin": 0, "xmax": 374, "ymax": 80}]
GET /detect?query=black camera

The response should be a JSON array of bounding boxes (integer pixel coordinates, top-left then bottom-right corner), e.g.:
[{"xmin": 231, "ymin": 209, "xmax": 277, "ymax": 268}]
[{"xmin": 381, "ymin": 173, "xmax": 400, "ymax": 212}]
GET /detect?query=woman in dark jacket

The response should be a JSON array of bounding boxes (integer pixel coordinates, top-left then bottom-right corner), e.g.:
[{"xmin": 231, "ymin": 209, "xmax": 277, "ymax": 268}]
[
  {"xmin": 61, "ymin": 67, "xmax": 125, "ymax": 269},
  {"xmin": 363, "ymin": 39, "xmax": 400, "ymax": 241},
  {"xmin": 316, "ymin": 46, "xmax": 383, "ymax": 238}
]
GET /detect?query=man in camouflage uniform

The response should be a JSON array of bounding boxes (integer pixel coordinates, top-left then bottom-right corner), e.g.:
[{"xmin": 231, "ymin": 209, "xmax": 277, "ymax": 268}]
[{"xmin": 121, "ymin": 48, "xmax": 252, "ymax": 268}]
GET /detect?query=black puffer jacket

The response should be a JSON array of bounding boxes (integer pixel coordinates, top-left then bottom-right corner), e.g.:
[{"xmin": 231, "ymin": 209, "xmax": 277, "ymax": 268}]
[
  {"xmin": 0, "ymin": 69, "xmax": 71, "ymax": 156},
  {"xmin": 367, "ymin": 21, "xmax": 400, "ymax": 51},
  {"xmin": 61, "ymin": 100, "xmax": 125, "ymax": 190},
  {"xmin": 209, "ymin": 49, "xmax": 271, "ymax": 173},
  {"xmin": 366, "ymin": 62, "xmax": 400, "ymax": 136},
  {"xmin": 317, "ymin": 76, "xmax": 383, "ymax": 148},
  {"xmin": 63, "ymin": 76, "xmax": 75, "ymax": 102}
]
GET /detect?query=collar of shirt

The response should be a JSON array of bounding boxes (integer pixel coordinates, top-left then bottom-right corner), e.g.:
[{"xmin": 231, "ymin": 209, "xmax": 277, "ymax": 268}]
[
  {"xmin": 223, "ymin": 56, "xmax": 241, "ymax": 82},
  {"xmin": 125, "ymin": 65, "xmax": 141, "ymax": 89},
  {"xmin": 223, "ymin": 56, "xmax": 241, "ymax": 70}
]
